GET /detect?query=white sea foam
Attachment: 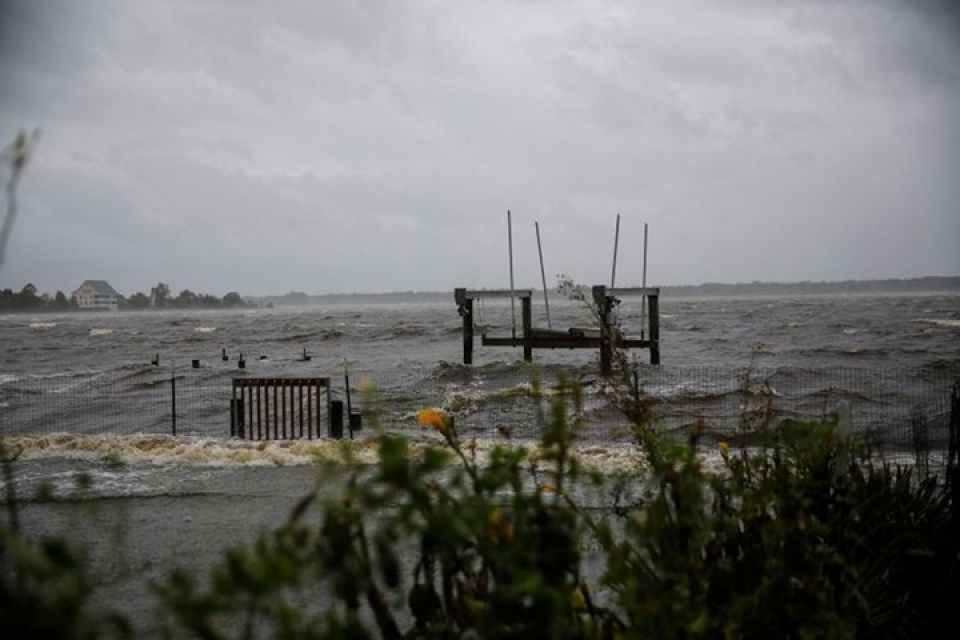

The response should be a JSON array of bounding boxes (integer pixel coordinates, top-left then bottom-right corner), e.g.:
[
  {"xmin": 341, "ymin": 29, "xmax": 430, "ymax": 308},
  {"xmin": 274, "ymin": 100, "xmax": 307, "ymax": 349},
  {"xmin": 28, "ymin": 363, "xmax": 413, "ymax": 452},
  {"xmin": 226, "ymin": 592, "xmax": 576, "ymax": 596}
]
[
  {"xmin": 2, "ymin": 433, "xmax": 734, "ymax": 477},
  {"xmin": 89, "ymin": 328, "xmax": 114, "ymax": 336},
  {"xmin": 441, "ymin": 383, "xmax": 538, "ymax": 412},
  {"xmin": 917, "ymin": 318, "xmax": 960, "ymax": 328},
  {"xmin": 4, "ymin": 434, "xmax": 352, "ymax": 467},
  {"xmin": 29, "ymin": 369, "xmax": 102, "ymax": 380},
  {"xmin": 194, "ymin": 327, "xmax": 217, "ymax": 333},
  {"xmin": 29, "ymin": 321, "xmax": 58, "ymax": 328}
]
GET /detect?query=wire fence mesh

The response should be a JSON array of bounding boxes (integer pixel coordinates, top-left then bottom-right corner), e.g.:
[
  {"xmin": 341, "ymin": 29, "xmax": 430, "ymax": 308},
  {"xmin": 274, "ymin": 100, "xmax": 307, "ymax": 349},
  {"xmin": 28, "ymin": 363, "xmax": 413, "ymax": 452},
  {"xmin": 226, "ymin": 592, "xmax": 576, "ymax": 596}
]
[{"xmin": 3, "ymin": 363, "xmax": 957, "ymax": 474}]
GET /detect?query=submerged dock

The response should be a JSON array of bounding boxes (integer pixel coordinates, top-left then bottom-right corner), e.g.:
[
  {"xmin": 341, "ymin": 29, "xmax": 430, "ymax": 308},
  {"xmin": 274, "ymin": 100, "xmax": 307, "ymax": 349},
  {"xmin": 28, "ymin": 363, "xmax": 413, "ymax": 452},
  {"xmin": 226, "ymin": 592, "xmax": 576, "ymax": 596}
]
[{"xmin": 455, "ymin": 285, "xmax": 660, "ymax": 374}]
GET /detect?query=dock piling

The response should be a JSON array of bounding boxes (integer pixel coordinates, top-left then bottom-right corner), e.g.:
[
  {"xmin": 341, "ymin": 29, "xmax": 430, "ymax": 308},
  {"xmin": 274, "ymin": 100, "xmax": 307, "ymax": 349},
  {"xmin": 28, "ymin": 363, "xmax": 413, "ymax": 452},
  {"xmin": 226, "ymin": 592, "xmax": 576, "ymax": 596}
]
[
  {"xmin": 593, "ymin": 285, "xmax": 614, "ymax": 374},
  {"xmin": 648, "ymin": 293, "xmax": 660, "ymax": 365},
  {"xmin": 330, "ymin": 400, "xmax": 344, "ymax": 439},
  {"xmin": 522, "ymin": 295, "xmax": 533, "ymax": 362},
  {"xmin": 455, "ymin": 288, "xmax": 474, "ymax": 365}
]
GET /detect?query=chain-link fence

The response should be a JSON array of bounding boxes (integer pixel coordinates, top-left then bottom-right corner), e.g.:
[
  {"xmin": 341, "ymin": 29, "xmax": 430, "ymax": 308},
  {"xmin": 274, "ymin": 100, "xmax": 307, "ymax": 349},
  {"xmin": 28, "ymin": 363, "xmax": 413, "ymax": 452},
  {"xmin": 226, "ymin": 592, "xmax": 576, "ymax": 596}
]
[
  {"xmin": 2, "ymin": 364, "xmax": 958, "ymax": 474},
  {"xmin": 390, "ymin": 365, "xmax": 958, "ymax": 468}
]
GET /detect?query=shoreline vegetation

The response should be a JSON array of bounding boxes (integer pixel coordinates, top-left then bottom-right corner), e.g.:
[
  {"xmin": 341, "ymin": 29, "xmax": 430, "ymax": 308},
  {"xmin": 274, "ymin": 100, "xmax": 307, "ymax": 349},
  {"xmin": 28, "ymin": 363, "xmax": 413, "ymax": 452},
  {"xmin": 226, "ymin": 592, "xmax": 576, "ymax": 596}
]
[
  {"xmin": 0, "ymin": 282, "xmax": 253, "ymax": 314},
  {"xmin": 0, "ymin": 276, "xmax": 957, "ymax": 313}
]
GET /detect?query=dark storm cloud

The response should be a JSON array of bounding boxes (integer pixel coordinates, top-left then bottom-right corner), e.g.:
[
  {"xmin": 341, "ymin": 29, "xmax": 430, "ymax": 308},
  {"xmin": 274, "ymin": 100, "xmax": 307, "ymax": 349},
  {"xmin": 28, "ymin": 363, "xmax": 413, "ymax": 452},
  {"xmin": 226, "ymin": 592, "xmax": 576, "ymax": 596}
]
[{"xmin": 0, "ymin": 1, "xmax": 957, "ymax": 296}]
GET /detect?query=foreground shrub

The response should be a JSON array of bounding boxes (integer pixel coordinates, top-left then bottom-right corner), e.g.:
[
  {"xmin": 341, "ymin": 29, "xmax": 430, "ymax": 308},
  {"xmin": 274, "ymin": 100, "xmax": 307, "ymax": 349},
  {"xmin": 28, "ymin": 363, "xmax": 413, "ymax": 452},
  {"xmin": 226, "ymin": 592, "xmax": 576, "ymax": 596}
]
[
  {"xmin": 151, "ymin": 374, "xmax": 956, "ymax": 638},
  {"xmin": 595, "ymin": 415, "xmax": 954, "ymax": 639},
  {"xmin": 155, "ymin": 373, "xmax": 619, "ymax": 638}
]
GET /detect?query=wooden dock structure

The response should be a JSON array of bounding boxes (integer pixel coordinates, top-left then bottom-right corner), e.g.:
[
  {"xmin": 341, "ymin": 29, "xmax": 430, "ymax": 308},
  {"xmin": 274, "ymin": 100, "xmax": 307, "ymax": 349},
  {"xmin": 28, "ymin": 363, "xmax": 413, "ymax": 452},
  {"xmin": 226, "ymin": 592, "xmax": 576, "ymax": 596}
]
[{"xmin": 454, "ymin": 285, "xmax": 660, "ymax": 374}]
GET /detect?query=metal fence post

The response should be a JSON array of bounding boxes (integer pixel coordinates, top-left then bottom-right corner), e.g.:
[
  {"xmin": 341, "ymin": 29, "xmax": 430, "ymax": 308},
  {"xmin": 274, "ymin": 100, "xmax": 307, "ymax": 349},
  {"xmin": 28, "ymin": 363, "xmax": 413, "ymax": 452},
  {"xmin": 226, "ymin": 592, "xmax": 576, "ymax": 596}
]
[
  {"xmin": 949, "ymin": 381, "xmax": 960, "ymax": 525},
  {"xmin": 171, "ymin": 373, "xmax": 177, "ymax": 436}
]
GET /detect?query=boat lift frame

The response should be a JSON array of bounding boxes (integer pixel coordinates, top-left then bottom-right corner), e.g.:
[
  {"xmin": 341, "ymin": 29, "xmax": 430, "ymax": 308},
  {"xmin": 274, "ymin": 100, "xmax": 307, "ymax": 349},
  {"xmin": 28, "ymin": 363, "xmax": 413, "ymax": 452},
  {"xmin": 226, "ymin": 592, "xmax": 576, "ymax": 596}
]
[{"xmin": 454, "ymin": 284, "xmax": 660, "ymax": 375}]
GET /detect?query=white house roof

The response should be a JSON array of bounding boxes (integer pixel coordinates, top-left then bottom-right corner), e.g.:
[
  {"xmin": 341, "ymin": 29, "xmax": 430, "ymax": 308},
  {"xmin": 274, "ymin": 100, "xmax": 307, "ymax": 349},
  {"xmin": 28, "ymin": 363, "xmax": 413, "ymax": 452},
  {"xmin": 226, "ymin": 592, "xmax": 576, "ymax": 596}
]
[{"xmin": 77, "ymin": 280, "xmax": 119, "ymax": 296}]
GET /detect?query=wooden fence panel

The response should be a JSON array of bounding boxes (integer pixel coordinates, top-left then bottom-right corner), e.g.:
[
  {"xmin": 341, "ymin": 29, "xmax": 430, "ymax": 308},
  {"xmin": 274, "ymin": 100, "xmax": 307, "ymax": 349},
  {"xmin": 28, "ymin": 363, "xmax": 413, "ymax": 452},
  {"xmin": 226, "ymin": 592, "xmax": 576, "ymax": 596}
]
[{"xmin": 231, "ymin": 377, "xmax": 333, "ymax": 440}]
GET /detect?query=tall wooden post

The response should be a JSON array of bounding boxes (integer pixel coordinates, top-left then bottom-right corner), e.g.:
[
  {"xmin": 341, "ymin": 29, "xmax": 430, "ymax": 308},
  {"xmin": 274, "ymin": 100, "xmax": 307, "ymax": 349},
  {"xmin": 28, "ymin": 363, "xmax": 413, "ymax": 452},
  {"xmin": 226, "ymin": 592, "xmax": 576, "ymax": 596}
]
[
  {"xmin": 648, "ymin": 293, "xmax": 660, "ymax": 365},
  {"xmin": 522, "ymin": 295, "xmax": 533, "ymax": 362},
  {"xmin": 593, "ymin": 285, "xmax": 613, "ymax": 375},
  {"xmin": 455, "ymin": 288, "xmax": 473, "ymax": 365},
  {"xmin": 330, "ymin": 400, "xmax": 343, "ymax": 439}
]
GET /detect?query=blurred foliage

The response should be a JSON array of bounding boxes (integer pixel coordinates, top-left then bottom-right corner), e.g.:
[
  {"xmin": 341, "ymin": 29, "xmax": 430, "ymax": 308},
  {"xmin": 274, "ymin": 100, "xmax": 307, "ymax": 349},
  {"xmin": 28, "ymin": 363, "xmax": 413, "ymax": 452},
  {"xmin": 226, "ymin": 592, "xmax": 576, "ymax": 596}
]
[{"xmin": 0, "ymin": 528, "xmax": 132, "ymax": 639}]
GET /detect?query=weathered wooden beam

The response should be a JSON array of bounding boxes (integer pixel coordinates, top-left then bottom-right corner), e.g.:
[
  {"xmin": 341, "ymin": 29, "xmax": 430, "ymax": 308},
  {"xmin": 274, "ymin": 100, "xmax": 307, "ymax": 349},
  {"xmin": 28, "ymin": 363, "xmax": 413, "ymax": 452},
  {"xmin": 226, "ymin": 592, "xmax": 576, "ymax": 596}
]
[
  {"xmin": 460, "ymin": 288, "xmax": 533, "ymax": 300},
  {"xmin": 482, "ymin": 335, "xmax": 652, "ymax": 349},
  {"xmin": 608, "ymin": 286, "xmax": 661, "ymax": 297}
]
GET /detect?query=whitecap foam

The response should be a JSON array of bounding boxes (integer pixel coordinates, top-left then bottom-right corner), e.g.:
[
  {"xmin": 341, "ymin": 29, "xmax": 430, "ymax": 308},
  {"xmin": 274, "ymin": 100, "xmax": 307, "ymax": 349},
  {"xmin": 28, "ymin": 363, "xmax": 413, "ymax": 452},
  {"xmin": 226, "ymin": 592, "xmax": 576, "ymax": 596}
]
[
  {"xmin": 917, "ymin": 318, "xmax": 960, "ymax": 328},
  {"xmin": 194, "ymin": 327, "xmax": 217, "ymax": 333},
  {"xmin": 89, "ymin": 328, "xmax": 114, "ymax": 336},
  {"xmin": 440, "ymin": 383, "xmax": 541, "ymax": 412},
  {"xmin": 29, "ymin": 321, "xmax": 58, "ymax": 328},
  {"xmin": 4, "ymin": 434, "xmax": 356, "ymax": 467},
  {"xmin": 0, "ymin": 434, "xmax": 740, "ymax": 477}
]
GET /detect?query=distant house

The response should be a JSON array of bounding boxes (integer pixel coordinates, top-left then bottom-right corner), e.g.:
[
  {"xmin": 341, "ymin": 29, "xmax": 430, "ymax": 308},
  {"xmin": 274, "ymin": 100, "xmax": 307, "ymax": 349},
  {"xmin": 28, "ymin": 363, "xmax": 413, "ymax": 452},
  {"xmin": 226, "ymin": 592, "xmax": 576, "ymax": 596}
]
[{"xmin": 72, "ymin": 280, "xmax": 120, "ymax": 311}]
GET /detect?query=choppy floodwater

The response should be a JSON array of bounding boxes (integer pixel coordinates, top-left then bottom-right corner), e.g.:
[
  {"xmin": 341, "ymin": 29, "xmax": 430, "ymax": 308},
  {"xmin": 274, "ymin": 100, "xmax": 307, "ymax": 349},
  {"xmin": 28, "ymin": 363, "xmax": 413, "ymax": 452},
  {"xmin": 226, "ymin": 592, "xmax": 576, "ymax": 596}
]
[
  {"xmin": 2, "ymin": 292, "xmax": 959, "ymax": 634},
  {"xmin": 1, "ymin": 291, "xmax": 956, "ymax": 495},
  {"xmin": 3, "ymin": 293, "xmax": 959, "ymax": 444}
]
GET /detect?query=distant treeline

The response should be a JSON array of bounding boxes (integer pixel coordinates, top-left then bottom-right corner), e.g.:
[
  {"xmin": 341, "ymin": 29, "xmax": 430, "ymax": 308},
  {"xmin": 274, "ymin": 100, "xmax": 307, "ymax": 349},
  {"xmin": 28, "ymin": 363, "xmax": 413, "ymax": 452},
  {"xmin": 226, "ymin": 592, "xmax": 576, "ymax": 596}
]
[
  {"xmin": 255, "ymin": 276, "xmax": 960, "ymax": 306},
  {"xmin": 4, "ymin": 277, "xmax": 956, "ymax": 313},
  {"xmin": 0, "ymin": 282, "xmax": 253, "ymax": 313},
  {"xmin": 660, "ymin": 276, "xmax": 960, "ymax": 298},
  {"xmin": 0, "ymin": 284, "xmax": 77, "ymax": 312},
  {"xmin": 125, "ymin": 282, "xmax": 252, "ymax": 310}
]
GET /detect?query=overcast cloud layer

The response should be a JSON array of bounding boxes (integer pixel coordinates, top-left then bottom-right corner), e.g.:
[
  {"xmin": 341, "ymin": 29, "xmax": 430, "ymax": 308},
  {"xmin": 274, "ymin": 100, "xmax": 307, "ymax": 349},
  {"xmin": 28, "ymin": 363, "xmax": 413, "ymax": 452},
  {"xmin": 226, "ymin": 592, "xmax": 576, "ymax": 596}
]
[{"xmin": 1, "ymin": 0, "xmax": 958, "ymax": 297}]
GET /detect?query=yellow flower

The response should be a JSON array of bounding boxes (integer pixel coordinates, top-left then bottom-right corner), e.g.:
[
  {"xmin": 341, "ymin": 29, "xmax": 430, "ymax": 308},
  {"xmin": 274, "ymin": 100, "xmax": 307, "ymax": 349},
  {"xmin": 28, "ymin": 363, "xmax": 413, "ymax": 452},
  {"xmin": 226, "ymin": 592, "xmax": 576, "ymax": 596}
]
[
  {"xmin": 358, "ymin": 377, "xmax": 375, "ymax": 393},
  {"xmin": 570, "ymin": 585, "xmax": 587, "ymax": 612},
  {"xmin": 486, "ymin": 506, "xmax": 514, "ymax": 541},
  {"xmin": 719, "ymin": 441, "xmax": 730, "ymax": 457},
  {"xmin": 418, "ymin": 408, "xmax": 448, "ymax": 432}
]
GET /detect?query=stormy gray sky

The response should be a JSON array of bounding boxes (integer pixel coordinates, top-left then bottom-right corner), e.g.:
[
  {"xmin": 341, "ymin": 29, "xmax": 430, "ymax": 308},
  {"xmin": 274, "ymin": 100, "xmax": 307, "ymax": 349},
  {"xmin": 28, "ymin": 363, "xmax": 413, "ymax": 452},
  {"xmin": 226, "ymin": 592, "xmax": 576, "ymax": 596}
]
[{"xmin": 1, "ymin": 0, "xmax": 958, "ymax": 297}]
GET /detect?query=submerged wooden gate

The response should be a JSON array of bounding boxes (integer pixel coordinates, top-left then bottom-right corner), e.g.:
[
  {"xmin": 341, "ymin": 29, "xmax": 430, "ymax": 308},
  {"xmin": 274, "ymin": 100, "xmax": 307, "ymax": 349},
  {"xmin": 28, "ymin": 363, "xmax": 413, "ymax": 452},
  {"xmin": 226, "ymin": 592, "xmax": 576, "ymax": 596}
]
[{"xmin": 231, "ymin": 377, "xmax": 335, "ymax": 440}]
